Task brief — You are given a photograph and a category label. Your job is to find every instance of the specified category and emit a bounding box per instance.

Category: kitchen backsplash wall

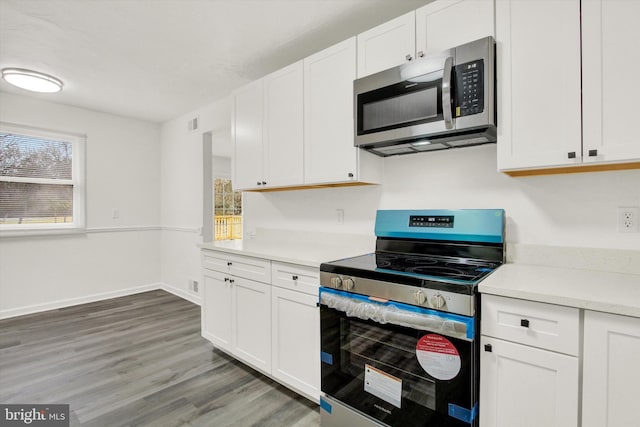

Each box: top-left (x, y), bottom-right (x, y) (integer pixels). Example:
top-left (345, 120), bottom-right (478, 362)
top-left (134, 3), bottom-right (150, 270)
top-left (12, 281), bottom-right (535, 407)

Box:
top-left (244, 144), bottom-right (640, 251)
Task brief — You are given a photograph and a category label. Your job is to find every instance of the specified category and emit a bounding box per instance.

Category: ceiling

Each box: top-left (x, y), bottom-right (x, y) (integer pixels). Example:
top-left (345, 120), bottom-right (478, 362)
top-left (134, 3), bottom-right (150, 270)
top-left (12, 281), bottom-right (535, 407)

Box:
top-left (0, 0), bottom-right (429, 123)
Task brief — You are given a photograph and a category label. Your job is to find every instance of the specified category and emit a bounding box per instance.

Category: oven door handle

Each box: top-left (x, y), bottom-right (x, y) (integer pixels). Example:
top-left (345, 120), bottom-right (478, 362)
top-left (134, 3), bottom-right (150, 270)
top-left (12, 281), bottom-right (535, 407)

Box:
top-left (320, 288), bottom-right (474, 341)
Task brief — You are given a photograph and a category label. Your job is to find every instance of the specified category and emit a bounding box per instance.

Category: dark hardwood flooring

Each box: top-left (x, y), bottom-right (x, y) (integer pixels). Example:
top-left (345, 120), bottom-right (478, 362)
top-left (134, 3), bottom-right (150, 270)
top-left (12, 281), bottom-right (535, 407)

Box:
top-left (0, 290), bottom-right (319, 426)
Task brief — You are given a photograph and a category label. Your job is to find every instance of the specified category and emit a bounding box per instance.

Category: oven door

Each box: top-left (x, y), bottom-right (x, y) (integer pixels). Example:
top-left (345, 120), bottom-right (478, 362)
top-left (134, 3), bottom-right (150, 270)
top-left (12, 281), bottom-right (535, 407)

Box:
top-left (319, 288), bottom-right (478, 427)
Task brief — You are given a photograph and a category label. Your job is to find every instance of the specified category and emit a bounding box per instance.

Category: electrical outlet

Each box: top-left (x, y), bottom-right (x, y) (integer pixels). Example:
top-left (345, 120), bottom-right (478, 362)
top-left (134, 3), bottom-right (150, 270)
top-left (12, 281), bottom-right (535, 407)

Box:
top-left (189, 279), bottom-right (199, 293)
top-left (618, 207), bottom-right (639, 233)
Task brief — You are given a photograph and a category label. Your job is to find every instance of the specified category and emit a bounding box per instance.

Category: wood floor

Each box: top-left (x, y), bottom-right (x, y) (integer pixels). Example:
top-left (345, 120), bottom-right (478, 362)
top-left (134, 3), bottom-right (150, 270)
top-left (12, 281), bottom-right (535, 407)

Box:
top-left (0, 290), bottom-right (320, 426)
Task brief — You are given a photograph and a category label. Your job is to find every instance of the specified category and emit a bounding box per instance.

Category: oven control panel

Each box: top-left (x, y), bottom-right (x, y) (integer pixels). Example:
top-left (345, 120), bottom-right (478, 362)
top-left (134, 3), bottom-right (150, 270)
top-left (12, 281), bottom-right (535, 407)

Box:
top-left (320, 272), bottom-right (474, 317)
top-left (409, 215), bottom-right (454, 228)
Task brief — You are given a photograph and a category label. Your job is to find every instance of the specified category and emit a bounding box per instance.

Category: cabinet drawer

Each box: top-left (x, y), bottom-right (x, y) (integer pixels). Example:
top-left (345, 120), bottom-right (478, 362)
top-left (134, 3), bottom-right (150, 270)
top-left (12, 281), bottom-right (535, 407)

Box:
top-left (202, 250), bottom-right (271, 283)
top-left (202, 250), bottom-right (231, 272)
top-left (481, 295), bottom-right (580, 356)
top-left (271, 262), bottom-right (319, 296)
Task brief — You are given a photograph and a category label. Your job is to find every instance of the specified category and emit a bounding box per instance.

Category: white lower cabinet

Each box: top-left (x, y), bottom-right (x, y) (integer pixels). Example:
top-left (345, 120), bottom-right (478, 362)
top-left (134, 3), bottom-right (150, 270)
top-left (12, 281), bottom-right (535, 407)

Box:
top-left (582, 311), bottom-right (640, 427)
top-left (232, 276), bottom-right (271, 374)
top-left (480, 295), bottom-right (579, 427)
top-left (202, 269), bottom-right (233, 352)
top-left (271, 286), bottom-right (320, 401)
top-left (271, 261), bottom-right (320, 401)
top-left (202, 269), bottom-right (271, 374)
top-left (480, 336), bottom-right (579, 427)
top-left (202, 250), bottom-right (320, 402)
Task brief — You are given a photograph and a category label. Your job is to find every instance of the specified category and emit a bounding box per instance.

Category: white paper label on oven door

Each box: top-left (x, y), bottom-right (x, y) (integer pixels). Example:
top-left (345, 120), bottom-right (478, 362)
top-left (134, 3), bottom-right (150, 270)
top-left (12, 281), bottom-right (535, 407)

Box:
top-left (364, 364), bottom-right (402, 408)
top-left (416, 333), bottom-right (461, 380)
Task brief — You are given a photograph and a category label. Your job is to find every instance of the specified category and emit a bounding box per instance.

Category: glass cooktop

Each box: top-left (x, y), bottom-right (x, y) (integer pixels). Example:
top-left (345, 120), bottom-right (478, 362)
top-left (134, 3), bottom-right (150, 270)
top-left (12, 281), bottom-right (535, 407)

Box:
top-left (324, 252), bottom-right (499, 285)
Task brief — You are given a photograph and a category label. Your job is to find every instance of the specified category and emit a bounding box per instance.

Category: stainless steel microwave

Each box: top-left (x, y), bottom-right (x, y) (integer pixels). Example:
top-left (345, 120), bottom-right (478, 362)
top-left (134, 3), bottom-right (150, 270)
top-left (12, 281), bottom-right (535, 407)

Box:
top-left (354, 36), bottom-right (496, 157)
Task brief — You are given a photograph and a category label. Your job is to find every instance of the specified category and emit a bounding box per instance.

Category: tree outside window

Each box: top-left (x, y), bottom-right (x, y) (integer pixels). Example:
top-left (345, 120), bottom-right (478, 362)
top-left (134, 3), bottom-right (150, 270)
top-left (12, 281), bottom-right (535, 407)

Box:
top-left (0, 123), bottom-right (85, 234)
top-left (214, 178), bottom-right (241, 240)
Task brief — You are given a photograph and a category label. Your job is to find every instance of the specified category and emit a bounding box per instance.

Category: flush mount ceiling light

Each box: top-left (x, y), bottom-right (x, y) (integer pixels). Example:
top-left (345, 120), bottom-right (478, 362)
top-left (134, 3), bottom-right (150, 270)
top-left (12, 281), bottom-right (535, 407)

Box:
top-left (1, 68), bottom-right (63, 93)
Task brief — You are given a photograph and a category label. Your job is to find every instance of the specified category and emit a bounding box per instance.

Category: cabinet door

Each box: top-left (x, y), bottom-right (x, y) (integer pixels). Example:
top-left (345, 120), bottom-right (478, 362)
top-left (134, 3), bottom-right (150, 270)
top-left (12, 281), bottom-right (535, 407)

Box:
top-left (582, 0), bottom-right (640, 163)
top-left (304, 37), bottom-right (358, 185)
top-left (202, 269), bottom-right (233, 352)
top-left (496, 0), bottom-right (582, 170)
top-left (416, 0), bottom-right (494, 55)
top-left (232, 276), bottom-right (271, 374)
top-left (233, 79), bottom-right (264, 190)
top-left (263, 61), bottom-right (304, 187)
top-left (480, 336), bottom-right (579, 427)
top-left (271, 287), bottom-right (320, 401)
top-left (356, 11), bottom-right (416, 78)
top-left (582, 311), bottom-right (640, 427)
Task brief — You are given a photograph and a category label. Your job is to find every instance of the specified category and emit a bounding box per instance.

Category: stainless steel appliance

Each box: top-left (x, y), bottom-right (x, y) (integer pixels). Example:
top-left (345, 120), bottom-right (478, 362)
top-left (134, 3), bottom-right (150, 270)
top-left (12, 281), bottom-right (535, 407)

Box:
top-left (354, 37), bottom-right (496, 156)
top-left (319, 209), bottom-right (505, 427)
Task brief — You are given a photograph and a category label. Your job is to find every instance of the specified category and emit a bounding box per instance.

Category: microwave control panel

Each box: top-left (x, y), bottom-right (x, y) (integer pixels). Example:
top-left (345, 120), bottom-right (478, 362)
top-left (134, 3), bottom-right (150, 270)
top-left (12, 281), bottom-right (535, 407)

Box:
top-left (454, 59), bottom-right (484, 117)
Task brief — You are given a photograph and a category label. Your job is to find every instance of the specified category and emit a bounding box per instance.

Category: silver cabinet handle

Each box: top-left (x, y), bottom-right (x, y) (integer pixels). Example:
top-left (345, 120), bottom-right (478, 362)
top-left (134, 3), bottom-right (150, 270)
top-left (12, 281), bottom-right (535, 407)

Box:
top-left (406, 54), bottom-right (413, 61)
top-left (417, 51), bottom-right (424, 58)
top-left (442, 56), bottom-right (454, 130)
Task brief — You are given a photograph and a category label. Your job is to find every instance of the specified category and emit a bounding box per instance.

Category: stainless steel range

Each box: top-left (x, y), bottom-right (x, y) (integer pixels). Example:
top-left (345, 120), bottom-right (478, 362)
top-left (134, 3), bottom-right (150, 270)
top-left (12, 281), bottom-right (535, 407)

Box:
top-left (318, 209), bottom-right (505, 427)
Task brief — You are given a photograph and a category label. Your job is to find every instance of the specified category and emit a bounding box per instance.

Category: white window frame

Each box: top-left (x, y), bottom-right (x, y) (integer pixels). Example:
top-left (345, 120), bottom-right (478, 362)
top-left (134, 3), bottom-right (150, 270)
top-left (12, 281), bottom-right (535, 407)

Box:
top-left (0, 122), bottom-right (86, 236)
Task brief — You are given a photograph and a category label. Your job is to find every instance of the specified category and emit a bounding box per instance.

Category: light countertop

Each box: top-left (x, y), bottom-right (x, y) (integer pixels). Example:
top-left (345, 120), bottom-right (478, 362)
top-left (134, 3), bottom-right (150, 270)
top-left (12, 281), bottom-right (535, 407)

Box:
top-left (199, 230), bottom-right (374, 268)
top-left (202, 233), bottom-right (640, 318)
top-left (479, 263), bottom-right (640, 318)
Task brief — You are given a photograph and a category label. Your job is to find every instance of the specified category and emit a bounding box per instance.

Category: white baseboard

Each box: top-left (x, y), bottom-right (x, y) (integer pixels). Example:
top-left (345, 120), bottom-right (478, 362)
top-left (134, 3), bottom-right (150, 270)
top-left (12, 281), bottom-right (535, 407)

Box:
top-left (159, 282), bottom-right (202, 306)
top-left (0, 283), bottom-right (160, 320)
top-left (0, 282), bottom-right (201, 320)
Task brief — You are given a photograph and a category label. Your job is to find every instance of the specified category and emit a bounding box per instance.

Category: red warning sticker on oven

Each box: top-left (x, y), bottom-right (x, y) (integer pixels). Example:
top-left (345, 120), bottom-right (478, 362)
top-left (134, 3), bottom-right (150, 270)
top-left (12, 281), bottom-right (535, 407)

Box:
top-left (416, 334), bottom-right (461, 380)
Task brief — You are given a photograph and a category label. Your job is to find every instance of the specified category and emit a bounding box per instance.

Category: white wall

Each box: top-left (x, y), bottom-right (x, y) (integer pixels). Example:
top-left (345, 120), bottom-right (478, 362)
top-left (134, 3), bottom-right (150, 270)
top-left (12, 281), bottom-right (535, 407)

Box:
top-left (0, 92), bottom-right (162, 317)
top-left (244, 145), bottom-right (640, 251)
top-left (160, 95), bottom-right (639, 306)
top-left (160, 97), bottom-right (231, 303)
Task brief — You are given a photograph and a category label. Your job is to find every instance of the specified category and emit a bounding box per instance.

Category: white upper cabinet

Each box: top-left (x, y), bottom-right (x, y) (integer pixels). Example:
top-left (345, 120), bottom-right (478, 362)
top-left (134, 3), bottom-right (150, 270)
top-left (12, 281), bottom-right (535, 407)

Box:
top-left (304, 37), bottom-right (381, 185)
top-left (497, 0), bottom-right (640, 174)
top-left (582, 0), bottom-right (640, 163)
top-left (263, 61), bottom-right (304, 187)
top-left (416, 0), bottom-right (495, 55)
top-left (233, 62), bottom-right (304, 191)
top-left (496, 0), bottom-right (582, 171)
top-left (232, 79), bottom-right (264, 190)
top-left (356, 12), bottom-right (416, 78)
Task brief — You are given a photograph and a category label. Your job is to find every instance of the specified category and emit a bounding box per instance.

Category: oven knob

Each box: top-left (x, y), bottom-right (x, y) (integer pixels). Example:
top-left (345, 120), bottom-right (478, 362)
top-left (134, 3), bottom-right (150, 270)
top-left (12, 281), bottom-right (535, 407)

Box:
top-left (431, 294), bottom-right (446, 309)
top-left (414, 290), bottom-right (426, 305)
top-left (331, 276), bottom-right (343, 288)
top-left (343, 278), bottom-right (355, 290)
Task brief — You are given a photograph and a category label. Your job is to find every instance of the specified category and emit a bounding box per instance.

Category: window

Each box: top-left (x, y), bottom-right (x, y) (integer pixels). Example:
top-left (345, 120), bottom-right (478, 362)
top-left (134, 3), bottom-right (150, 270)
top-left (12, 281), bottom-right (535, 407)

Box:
top-left (214, 177), bottom-right (242, 240)
top-left (0, 123), bottom-right (85, 234)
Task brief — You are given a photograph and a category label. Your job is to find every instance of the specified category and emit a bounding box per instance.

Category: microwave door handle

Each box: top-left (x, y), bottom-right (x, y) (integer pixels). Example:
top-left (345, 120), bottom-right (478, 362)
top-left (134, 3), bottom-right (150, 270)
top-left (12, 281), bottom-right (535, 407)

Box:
top-left (442, 56), bottom-right (454, 130)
